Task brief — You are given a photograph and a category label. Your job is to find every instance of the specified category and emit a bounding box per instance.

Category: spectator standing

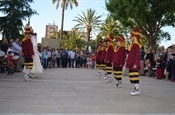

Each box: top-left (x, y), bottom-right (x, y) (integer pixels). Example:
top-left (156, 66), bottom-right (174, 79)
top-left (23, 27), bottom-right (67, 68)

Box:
top-left (12, 38), bottom-right (22, 56)
top-left (75, 51), bottom-right (81, 68)
top-left (139, 46), bottom-right (145, 75)
top-left (55, 48), bottom-right (61, 68)
top-left (47, 49), bottom-right (52, 68)
top-left (154, 48), bottom-right (160, 61)
top-left (145, 48), bottom-right (154, 77)
top-left (91, 52), bottom-right (96, 69)
top-left (159, 46), bottom-right (167, 78)
top-left (12, 38), bottom-right (23, 72)
top-left (51, 48), bottom-right (56, 68)
top-left (169, 45), bottom-right (175, 82)
top-left (41, 47), bottom-right (47, 69)
top-left (0, 38), bottom-right (8, 55)
top-left (165, 46), bottom-right (173, 80)
top-left (68, 49), bottom-right (76, 68)
top-left (61, 48), bottom-right (68, 68)
top-left (86, 55), bottom-right (92, 68)
top-left (0, 47), bottom-right (6, 73)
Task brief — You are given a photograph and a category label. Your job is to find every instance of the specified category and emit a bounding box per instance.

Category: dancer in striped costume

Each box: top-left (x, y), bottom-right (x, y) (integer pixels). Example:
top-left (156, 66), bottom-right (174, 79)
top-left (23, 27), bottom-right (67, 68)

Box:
top-left (22, 26), bottom-right (34, 81)
top-left (113, 35), bottom-right (126, 87)
top-left (96, 42), bottom-right (103, 76)
top-left (105, 36), bottom-right (114, 83)
top-left (125, 27), bottom-right (142, 96)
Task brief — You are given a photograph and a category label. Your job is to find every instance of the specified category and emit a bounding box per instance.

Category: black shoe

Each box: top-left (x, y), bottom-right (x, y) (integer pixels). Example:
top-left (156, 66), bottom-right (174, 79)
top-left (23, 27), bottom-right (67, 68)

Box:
top-left (115, 83), bottom-right (122, 88)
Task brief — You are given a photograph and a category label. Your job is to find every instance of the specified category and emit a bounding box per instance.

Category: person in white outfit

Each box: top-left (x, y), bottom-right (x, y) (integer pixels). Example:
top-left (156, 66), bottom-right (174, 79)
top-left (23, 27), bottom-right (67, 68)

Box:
top-left (30, 33), bottom-right (43, 77)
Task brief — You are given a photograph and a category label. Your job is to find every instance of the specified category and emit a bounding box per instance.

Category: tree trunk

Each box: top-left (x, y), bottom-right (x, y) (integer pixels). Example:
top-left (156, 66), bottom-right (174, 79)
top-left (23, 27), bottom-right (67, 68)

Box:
top-left (60, 5), bottom-right (65, 40)
top-left (144, 33), bottom-right (156, 48)
top-left (87, 31), bottom-right (91, 42)
top-left (86, 29), bottom-right (91, 52)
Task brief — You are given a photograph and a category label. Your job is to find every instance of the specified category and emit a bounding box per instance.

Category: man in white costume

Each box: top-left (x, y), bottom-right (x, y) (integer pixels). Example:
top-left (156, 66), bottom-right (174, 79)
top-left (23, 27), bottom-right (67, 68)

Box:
top-left (30, 33), bottom-right (43, 77)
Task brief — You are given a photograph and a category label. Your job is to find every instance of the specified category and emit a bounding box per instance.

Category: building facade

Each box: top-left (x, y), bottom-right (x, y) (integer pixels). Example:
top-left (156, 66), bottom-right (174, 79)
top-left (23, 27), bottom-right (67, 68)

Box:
top-left (45, 23), bottom-right (58, 38)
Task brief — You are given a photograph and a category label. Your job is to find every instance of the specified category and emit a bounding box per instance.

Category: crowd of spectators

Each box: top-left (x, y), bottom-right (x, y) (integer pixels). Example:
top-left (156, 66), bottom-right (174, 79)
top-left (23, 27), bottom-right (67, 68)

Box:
top-left (0, 38), bottom-right (23, 74)
top-left (0, 38), bottom-right (96, 76)
top-left (40, 46), bottom-right (96, 69)
top-left (140, 45), bottom-right (175, 82)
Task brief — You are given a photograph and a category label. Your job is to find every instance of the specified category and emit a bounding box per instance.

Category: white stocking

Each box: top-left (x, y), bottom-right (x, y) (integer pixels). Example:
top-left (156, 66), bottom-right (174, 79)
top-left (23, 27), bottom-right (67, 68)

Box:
top-left (25, 69), bottom-right (31, 75)
top-left (134, 84), bottom-right (140, 90)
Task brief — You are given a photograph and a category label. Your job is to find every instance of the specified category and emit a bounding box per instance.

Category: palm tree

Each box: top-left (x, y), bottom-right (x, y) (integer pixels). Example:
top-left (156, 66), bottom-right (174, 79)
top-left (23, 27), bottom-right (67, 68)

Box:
top-left (61, 30), bottom-right (85, 49)
top-left (52, 0), bottom-right (78, 40)
top-left (99, 16), bottom-right (136, 49)
top-left (99, 15), bottom-right (130, 39)
top-left (100, 18), bottom-right (119, 38)
top-left (73, 8), bottom-right (102, 42)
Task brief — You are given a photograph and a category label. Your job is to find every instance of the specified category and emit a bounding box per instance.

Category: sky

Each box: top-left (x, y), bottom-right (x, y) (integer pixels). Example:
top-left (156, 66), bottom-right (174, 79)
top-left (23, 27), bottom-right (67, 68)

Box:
top-left (28, 0), bottom-right (108, 42)
top-left (1, 0), bottom-right (175, 48)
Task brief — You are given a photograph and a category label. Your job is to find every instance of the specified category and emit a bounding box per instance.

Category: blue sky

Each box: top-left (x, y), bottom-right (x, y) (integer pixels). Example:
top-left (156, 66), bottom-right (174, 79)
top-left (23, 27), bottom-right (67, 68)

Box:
top-left (1, 0), bottom-right (175, 48)
top-left (28, 0), bottom-right (108, 42)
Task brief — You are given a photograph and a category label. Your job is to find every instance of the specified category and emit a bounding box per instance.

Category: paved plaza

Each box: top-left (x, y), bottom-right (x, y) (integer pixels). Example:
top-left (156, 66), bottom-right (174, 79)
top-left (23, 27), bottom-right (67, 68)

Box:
top-left (0, 68), bottom-right (175, 115)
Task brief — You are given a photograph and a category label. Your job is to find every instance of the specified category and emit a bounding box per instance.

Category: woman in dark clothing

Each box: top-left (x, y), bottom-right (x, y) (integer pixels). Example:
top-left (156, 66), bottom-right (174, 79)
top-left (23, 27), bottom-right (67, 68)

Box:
top-left (169, 45), bottom-right (175, 82)
top-left (139, 46), bottom-right (145, 75)
top-left (61, 48), bottom-right (68, 68)
top-left (145, 48), bottom-right (154, 77)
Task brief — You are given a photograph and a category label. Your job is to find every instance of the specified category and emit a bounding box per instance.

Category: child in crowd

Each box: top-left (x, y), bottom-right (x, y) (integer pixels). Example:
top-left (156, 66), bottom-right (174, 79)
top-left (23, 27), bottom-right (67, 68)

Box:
top-left (155, 55), bottom-right (163, 79)
top-left (145, 59), bottom-right (151, 75)
top-left (7, 51), bottom-right (15, 75)
top-left (87, 55), bottom-right (92, 68)
top-left (91, 52), bottom-right (96, 69)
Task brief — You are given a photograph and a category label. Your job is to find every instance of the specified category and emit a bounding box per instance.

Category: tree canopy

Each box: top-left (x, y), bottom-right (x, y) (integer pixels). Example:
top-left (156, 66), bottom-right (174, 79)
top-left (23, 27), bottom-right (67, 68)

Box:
top-left (73, 8), bottom-right (102, 42)
top-left (61, 30), bottom-right (85, 50)
top-left (0, 0), bottom-right (37, 39)
top-left (106, 0), bottom-right (175, 47)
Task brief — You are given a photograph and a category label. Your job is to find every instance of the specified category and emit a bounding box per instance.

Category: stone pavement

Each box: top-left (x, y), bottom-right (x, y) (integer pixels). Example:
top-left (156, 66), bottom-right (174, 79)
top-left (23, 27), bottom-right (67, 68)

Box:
top-left (0, 68), bottom-right (175, 115)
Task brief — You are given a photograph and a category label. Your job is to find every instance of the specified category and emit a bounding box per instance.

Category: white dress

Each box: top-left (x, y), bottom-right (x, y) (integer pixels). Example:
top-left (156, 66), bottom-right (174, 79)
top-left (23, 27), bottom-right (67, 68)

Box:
top-left (31, 35), bottom-right (43, 73)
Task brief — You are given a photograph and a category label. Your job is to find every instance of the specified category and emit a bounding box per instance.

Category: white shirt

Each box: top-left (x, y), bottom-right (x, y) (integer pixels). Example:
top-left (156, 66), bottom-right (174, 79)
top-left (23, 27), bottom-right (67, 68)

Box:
top-left (47, 51), bottom-right (51, 58)
top-left (69, 50), bottom-right (75, 59)
top-left (12, 42), bottom-right (22, 54)
top-left (7, 48), bottom-right (14, 56)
